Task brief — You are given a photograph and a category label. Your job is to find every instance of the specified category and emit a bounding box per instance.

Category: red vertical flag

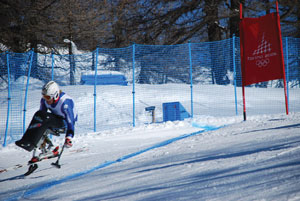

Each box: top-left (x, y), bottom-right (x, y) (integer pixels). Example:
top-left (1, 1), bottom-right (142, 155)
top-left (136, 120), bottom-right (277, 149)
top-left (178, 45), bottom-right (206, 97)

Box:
top-left (239, 13), bottom-right (285, 86)
top-left (239, 2), bottom-right (288, 120)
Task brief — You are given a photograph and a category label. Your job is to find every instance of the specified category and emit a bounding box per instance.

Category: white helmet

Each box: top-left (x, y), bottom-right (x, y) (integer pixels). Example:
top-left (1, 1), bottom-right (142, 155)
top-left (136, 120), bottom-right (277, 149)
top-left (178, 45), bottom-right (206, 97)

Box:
top-left (42, 81), bottom-right (60, 101)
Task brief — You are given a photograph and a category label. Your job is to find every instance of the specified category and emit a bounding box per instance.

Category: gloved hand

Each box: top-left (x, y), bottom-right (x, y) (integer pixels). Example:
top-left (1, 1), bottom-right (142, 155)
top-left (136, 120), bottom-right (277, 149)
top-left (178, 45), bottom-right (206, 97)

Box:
top-left (64, 136), bottom-right (73, 148)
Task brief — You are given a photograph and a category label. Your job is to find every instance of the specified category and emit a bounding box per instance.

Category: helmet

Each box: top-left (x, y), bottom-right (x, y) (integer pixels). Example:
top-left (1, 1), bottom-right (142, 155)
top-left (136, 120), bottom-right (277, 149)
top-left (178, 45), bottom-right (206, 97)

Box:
top-left (42, 81), bottom-right (60, 101)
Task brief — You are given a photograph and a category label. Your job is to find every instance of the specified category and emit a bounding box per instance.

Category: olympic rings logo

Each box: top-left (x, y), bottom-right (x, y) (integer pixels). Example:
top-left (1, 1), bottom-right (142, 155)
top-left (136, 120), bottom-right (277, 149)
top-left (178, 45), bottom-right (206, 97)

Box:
top-left (256, 58), bottom-right (270, 67)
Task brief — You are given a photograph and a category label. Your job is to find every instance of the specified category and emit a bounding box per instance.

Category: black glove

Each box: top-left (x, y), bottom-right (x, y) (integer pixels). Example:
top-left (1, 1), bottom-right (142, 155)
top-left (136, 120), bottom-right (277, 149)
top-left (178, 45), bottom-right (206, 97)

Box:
top-left (66, 129), bottom-right (74, 138)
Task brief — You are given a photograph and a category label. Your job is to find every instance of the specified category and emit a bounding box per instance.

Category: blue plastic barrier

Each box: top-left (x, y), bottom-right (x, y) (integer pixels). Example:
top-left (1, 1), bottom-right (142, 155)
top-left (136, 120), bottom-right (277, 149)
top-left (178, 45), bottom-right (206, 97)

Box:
top-left (163, 102), bottom-right (190, 122)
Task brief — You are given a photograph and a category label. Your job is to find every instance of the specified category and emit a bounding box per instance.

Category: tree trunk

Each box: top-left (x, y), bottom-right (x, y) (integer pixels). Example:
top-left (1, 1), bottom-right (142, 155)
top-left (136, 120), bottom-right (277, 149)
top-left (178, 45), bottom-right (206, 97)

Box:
top-left (229, 0), bottom-right (243, 37)
top-left (205, 0), bottom-right (229, 85)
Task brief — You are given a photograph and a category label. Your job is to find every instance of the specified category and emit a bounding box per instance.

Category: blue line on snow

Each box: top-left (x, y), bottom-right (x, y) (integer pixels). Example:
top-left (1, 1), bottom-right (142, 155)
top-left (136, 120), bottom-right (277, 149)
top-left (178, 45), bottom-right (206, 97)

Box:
top-left (7, 125), bottom-right (223, 201)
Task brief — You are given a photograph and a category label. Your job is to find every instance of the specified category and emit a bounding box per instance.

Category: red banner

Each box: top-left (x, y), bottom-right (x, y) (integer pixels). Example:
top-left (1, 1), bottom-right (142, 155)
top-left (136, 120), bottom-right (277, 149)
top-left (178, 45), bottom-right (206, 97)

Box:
top-left (239, 13), bottom-right (284, 86)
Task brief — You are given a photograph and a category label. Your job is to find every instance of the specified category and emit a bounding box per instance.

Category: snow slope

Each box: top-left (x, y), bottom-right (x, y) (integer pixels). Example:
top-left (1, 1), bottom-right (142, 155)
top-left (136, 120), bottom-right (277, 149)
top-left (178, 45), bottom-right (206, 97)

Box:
top-left (0, 83), bottom-right (300, 201)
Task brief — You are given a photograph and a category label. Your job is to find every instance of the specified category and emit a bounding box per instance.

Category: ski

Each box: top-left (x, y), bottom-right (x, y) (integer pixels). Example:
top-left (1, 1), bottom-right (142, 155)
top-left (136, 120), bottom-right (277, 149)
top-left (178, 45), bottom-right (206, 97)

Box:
top-left (23, 152), bottom-right (59, 176)
top-left (23, 150), bottom-right (60, 176)
top-left (0, 164), bottom-right (23, 174)
top-left (0, 146), bottom-right (88, 174)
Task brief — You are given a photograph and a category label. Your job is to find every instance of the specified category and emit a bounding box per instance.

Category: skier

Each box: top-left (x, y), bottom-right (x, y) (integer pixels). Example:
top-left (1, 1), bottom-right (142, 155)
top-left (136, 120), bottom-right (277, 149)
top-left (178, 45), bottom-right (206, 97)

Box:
top-left (14, 81), bottom-right (78, 174)
top-left (40, 80), bottom-right (78, 149)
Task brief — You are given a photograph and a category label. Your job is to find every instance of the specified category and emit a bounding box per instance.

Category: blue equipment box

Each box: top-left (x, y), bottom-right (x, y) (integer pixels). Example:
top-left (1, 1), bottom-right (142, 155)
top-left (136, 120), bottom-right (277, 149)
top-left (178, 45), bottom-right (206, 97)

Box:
top-left (163, 102), bottom-right (190, 122)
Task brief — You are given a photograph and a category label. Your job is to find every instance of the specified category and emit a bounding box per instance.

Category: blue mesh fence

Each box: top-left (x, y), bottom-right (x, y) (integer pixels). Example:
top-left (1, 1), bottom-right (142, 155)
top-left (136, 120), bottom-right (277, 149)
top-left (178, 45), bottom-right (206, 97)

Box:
top-left (0, 37), bottom-right (299, 146)
top-left (134, 44), bottom-right (191, 124)
top-left (0, 52), bottom-right (32, 146)
top-left (95, 46), bottom-right (134, 129)
top-left (0, 53), bottom-right (7, 142)
top-left (284, 37), bottom-right (300, 112)
top-left (191, 38), bottom-right (238, 116)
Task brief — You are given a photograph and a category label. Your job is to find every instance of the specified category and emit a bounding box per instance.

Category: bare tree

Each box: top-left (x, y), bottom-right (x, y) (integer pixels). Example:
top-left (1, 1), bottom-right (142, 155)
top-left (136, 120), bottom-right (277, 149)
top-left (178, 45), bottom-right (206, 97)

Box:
top-left (1, 0), bottom-right (299, 52)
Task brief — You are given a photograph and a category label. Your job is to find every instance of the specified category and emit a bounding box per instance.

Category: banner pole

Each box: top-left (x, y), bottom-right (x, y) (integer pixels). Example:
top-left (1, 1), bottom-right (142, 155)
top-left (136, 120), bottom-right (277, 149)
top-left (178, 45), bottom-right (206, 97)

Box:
top-left (242, 86), bottom-right (246, 121)
top-left (276, 1), bottom-right (289, 115)
top-left (240, 3), bottom-right (247, 121)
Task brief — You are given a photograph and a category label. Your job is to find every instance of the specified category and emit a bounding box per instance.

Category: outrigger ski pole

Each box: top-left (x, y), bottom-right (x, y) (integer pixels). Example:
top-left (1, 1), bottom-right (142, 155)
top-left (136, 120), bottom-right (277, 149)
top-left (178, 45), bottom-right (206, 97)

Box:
top-left (51, 145), bottom-right (65, 168)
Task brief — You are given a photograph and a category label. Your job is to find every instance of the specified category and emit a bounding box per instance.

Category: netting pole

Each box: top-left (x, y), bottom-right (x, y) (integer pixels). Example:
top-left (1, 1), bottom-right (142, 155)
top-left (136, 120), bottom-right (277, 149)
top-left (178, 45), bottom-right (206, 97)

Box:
top-left (94, 47), bottom-right (99, 132)
top-left (232, 35), bottom-right (238, 115)
top-left (23, 50), bottom-right (34, 133)
top-left (132, 43), bottom-right (136, 127)
top-left (188, 41), bottom-right (194, 118)
top-left (3, 52), bottom-right (11, 147)
top-left (51, 51), bottom-right (54, 80)
top-left (49, 51), bottom-right (55, 140)
top-left (285, 37), bottom-right (290, 112)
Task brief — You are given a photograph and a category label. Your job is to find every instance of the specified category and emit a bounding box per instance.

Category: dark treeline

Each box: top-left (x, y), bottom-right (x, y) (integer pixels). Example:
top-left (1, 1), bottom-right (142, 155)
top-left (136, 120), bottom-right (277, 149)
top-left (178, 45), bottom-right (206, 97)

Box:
top-left (0, 0), bottom-right (299, 53)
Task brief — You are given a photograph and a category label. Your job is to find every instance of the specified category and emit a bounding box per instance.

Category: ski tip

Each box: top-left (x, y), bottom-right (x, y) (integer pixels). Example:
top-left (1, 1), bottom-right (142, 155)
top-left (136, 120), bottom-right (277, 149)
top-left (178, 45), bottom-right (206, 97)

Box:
top-left (24, 164), bottom-right (38, 176)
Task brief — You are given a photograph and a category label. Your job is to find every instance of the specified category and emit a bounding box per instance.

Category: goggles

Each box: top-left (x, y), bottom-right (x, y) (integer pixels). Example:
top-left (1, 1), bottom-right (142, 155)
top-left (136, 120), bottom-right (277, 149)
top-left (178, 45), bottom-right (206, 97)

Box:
top-left (42, 94), bottom-right (52, 101)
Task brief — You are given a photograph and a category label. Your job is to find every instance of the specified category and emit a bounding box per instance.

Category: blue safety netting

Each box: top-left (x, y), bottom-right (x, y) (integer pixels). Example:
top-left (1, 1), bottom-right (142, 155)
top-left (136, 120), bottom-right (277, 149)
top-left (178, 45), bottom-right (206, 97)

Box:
top-left (0, 37), bottom-right (299, 146)
top-left (0, 52), bottom-right (32, 145)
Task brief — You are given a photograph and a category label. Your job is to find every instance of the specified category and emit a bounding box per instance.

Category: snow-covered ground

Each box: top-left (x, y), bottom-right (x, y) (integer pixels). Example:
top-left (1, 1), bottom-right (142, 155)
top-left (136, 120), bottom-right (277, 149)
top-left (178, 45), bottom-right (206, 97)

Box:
top-left (0, 84), bottom-right (300, 201)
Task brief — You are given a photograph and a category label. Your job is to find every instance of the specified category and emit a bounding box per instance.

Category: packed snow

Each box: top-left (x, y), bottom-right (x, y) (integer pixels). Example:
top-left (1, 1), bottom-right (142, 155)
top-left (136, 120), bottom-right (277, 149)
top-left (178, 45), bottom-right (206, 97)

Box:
top-left (0, 83), bottom-right (300, 201)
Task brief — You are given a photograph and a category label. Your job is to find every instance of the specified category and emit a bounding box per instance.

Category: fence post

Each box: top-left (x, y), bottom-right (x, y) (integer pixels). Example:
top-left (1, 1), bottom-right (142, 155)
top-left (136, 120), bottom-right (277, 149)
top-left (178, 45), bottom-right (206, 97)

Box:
top-left (23, 50), bottom-right (34, 133)
top-left (132, 43), bottom-right (136, 127)
top-left (51, 51), bottom-right (54, 80)
top-left (3, 52), bottom-right (11, 147)
top-left (188, 41), bottom-right (194, 118)
top-left (285, 37), bottom-right (290, 111)
top-left (232, 35), bottom-right (238, 115)
top-left (94, 47), bottom-right (99, 132)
